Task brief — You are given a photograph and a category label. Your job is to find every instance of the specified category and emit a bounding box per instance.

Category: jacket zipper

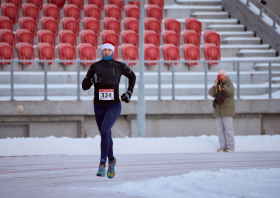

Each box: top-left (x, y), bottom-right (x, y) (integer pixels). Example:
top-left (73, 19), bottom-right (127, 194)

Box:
top-left (113, 68), bottom-right (115, 76)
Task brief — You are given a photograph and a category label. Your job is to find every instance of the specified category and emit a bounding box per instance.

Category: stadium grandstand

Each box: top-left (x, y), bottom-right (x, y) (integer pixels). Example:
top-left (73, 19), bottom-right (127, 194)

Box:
top-left (0, 0), bottom-right (280, 138)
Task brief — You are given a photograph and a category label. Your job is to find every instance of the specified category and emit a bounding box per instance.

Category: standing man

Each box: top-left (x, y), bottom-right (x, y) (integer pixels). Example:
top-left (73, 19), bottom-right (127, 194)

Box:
top-left (209, 70), bottom-right (235, 152)
top-left (82, 41), bottom-right (136, 178)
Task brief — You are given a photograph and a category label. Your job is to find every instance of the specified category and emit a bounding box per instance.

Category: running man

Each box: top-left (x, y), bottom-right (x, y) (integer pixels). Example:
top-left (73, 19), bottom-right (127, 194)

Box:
top-left (82, 41), bottom-right (136, 179)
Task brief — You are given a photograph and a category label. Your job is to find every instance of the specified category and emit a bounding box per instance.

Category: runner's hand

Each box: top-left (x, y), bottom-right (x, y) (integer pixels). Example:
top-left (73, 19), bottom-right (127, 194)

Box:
top-left (91, 72), bottom-right (103, 84)
top-left (121, 90), bottom-right (132, 103)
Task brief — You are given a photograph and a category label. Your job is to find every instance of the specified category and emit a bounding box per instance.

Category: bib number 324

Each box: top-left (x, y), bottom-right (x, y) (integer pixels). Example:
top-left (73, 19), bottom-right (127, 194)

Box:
top-left (99, 89), bottom-right (114, 100)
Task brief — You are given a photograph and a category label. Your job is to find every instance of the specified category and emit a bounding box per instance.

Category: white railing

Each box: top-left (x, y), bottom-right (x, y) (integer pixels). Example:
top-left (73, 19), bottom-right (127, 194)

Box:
top-left (246, 0), bottom-right (280, 29)
top-left (1, 59), bottom-right (279, 100)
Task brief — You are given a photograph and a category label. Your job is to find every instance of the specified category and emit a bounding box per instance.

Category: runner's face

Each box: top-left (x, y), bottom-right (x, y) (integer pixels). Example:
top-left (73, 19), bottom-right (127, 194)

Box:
top-left (102, 48), bottom-right (113, 57)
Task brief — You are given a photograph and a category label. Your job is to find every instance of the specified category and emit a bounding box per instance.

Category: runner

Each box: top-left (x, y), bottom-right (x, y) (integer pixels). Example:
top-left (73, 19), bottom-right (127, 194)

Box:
top-left (82, 41), bottom-right (136, 179)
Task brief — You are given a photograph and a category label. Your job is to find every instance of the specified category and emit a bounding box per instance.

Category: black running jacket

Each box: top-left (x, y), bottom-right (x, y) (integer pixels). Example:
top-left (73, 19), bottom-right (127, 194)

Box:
top-left (82, 59), bottom-right (136, 105)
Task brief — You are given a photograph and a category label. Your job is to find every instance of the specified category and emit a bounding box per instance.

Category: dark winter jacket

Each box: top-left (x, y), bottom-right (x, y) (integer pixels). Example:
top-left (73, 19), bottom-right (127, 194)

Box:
top-left (208, 77), bottom-right (235, 118)
top-left (82, 59), bottom-right (136, 105)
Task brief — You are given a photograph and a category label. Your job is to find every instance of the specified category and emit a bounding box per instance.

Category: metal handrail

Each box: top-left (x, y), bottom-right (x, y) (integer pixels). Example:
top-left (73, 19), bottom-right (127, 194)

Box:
top-left (1, 59), bottom-right (279, 101)
top-left (246, 0), bottom-right (280, 29)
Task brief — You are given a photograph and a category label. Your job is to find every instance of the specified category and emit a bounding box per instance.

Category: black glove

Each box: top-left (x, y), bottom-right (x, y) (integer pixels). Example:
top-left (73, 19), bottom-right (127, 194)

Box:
top-left (121, 90), bottom-right (132, 103)
top-left (91, 72), bottom-right (102, 84)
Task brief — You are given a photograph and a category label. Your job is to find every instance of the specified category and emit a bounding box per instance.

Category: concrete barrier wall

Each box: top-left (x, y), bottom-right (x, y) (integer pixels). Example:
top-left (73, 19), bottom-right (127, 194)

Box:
top-left (0, 100), bottom-right (280, 138)
top-left (222, 0), bottom-right (280, 55)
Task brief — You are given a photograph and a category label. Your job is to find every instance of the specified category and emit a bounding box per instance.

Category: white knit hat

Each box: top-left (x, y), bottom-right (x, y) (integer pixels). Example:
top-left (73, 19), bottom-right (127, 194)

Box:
top-left (101, 41), bottom-right (115, 52)
top-left (218, 69), bottom-right (227, 76)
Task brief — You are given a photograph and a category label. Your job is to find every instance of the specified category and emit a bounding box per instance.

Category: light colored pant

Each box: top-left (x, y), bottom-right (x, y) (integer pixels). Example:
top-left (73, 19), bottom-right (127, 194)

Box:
top-left (215, 116), bottom-right (235, 150)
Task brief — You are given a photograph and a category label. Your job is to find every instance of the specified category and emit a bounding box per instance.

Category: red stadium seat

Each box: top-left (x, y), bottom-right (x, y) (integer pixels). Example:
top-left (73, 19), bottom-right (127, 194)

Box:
top-left (17, 43), bottom-right (34, 65)
top-left (183, 44), bottom-right (200, 66)
top-left (128, 1), bottom-right (141, 7)
top-left (5, 0), bottom-right (22, 9)
top-left (1, 3), bottom-right (19, 24)
top-left (162, 44), bottom-right (180, 65)
top-left (20, 17), bottom-right (37, 38)
top-left (26, 0), bottom-right (43, 10)
top-left (144, 43), bottom-right (160, 66)
top-left (102, 30), bottom-right (119, 48)
top-left (43, 4), bottom-right (60, 23)
top-left (204, 30), bottom-right (221, 47)
top-left (108, 0), bottom-right (124, 11)
top-left (146, 5), bottom-right (163, 22)
top-left (104, 5), bottom-right (122, 22)
top-left (38, 30), bottom-right (56, 47)
top-left (110, 47), bottom-right (119, 60)
top-left (0, 17), bottom-right (13, 31)
top-left (80, 30), bottom-right (98, 49)
top-left (124, 18), bottom-right (139, 33)
top-left (16, 29), bottom-right (33, 46)
top-left (121, 30), bottom-right (139, 47)
top-left (183, 30), bottom-right (200, 47)
top-left (83, 17), bottom-right (100, 36)
top-left (59, 30), bottom-right (77, 48)
top-left (78, 43), bottom-right (96, 65)
top-left (124, 5), bottom-right (140, 20)
top-left (0, 29), bottom-right (16, 48)
top-left (185, 18), bottom-right (202, 35)
top-left (22, 3), bottom-right (40, 22)
top-left (41, 17), bottom-right (59, 37)
top-left (203, 43), bottom-right (221, 65)
top-left (62, 17), bottom-right (79, 37)
top-left (0, 42), bottom-right (14, 65)
top-left (38, 43), bottom-right (55, 64)
top-left (121, 44), bottom-right (138, 65)
top-left (103, 17), bottom-right (121, 35)
top-left (164, 18), bottom-right (181, 35)
top-left (67, 0), bottom-right (84, 10)
top-left (163, 30), bottom-right (180, 48)
top-left (148, 0), bottom-right (164, 9)
top-left (145, 17), bottom-right (161, 35)
top-left (144, 30), bottom-right (160, 47)
top-left (88, 0), bottom-right (104, 11)
top-left (84, 5), bottom-right (102, 22)
top-left (47, 0), bottom-right (66, 9)
top-left (58, 43), bottom-right (76, 65)
top-left (63, 4), bottom-right (81, 22)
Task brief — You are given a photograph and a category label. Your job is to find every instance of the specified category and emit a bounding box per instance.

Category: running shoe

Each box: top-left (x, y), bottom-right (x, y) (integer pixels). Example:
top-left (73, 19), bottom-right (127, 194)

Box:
top-left (96, 163), bottom-right (106, 177)
top-left (107, 158), bottom-right (116, 179)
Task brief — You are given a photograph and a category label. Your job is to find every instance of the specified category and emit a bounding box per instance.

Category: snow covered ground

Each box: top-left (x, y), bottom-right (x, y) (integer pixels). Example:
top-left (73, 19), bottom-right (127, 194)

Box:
top-left (111, 168), bottom-right (280, 198)
top-left (1, 135), bottom-right (280, 157)
top-left (1, 135), bottom-right (280, 198)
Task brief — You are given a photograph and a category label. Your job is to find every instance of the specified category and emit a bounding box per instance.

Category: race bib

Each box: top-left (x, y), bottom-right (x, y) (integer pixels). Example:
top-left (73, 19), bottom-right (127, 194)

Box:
top-left (99, 89), bottom-right (114, 100)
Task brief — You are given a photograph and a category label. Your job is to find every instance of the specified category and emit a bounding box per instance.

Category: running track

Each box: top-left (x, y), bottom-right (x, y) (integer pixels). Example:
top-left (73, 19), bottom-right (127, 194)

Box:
top-left (1, 152), bottom-right (280, 198)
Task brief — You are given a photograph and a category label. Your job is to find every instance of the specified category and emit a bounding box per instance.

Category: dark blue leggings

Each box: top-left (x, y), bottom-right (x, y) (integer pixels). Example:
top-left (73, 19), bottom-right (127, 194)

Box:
top-left (94, 102), bottom-right (121, 161)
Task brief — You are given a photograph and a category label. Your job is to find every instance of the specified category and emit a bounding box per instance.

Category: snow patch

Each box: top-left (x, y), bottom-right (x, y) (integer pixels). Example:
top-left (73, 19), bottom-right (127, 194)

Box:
top-left (176, 0), bottom-right (221, 2)
top-left (238, 49), bottom-right (276, 53)
top-left (0, 135), bottom-right (280, 157)
top-left (192, 12), bottom-right (228, 15)
top-left (223, 37), bottom-right (261, 41)
top-left (112, 168), bottom-right (280, 198)
top-left (215, 31), bottom-right (254, 35)
top-left (163, 5), bottom-right (222, 9)
top-left (175, 18), bottom-right (238, 23)
top-left (207, 24), bottom-right (245, 27)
